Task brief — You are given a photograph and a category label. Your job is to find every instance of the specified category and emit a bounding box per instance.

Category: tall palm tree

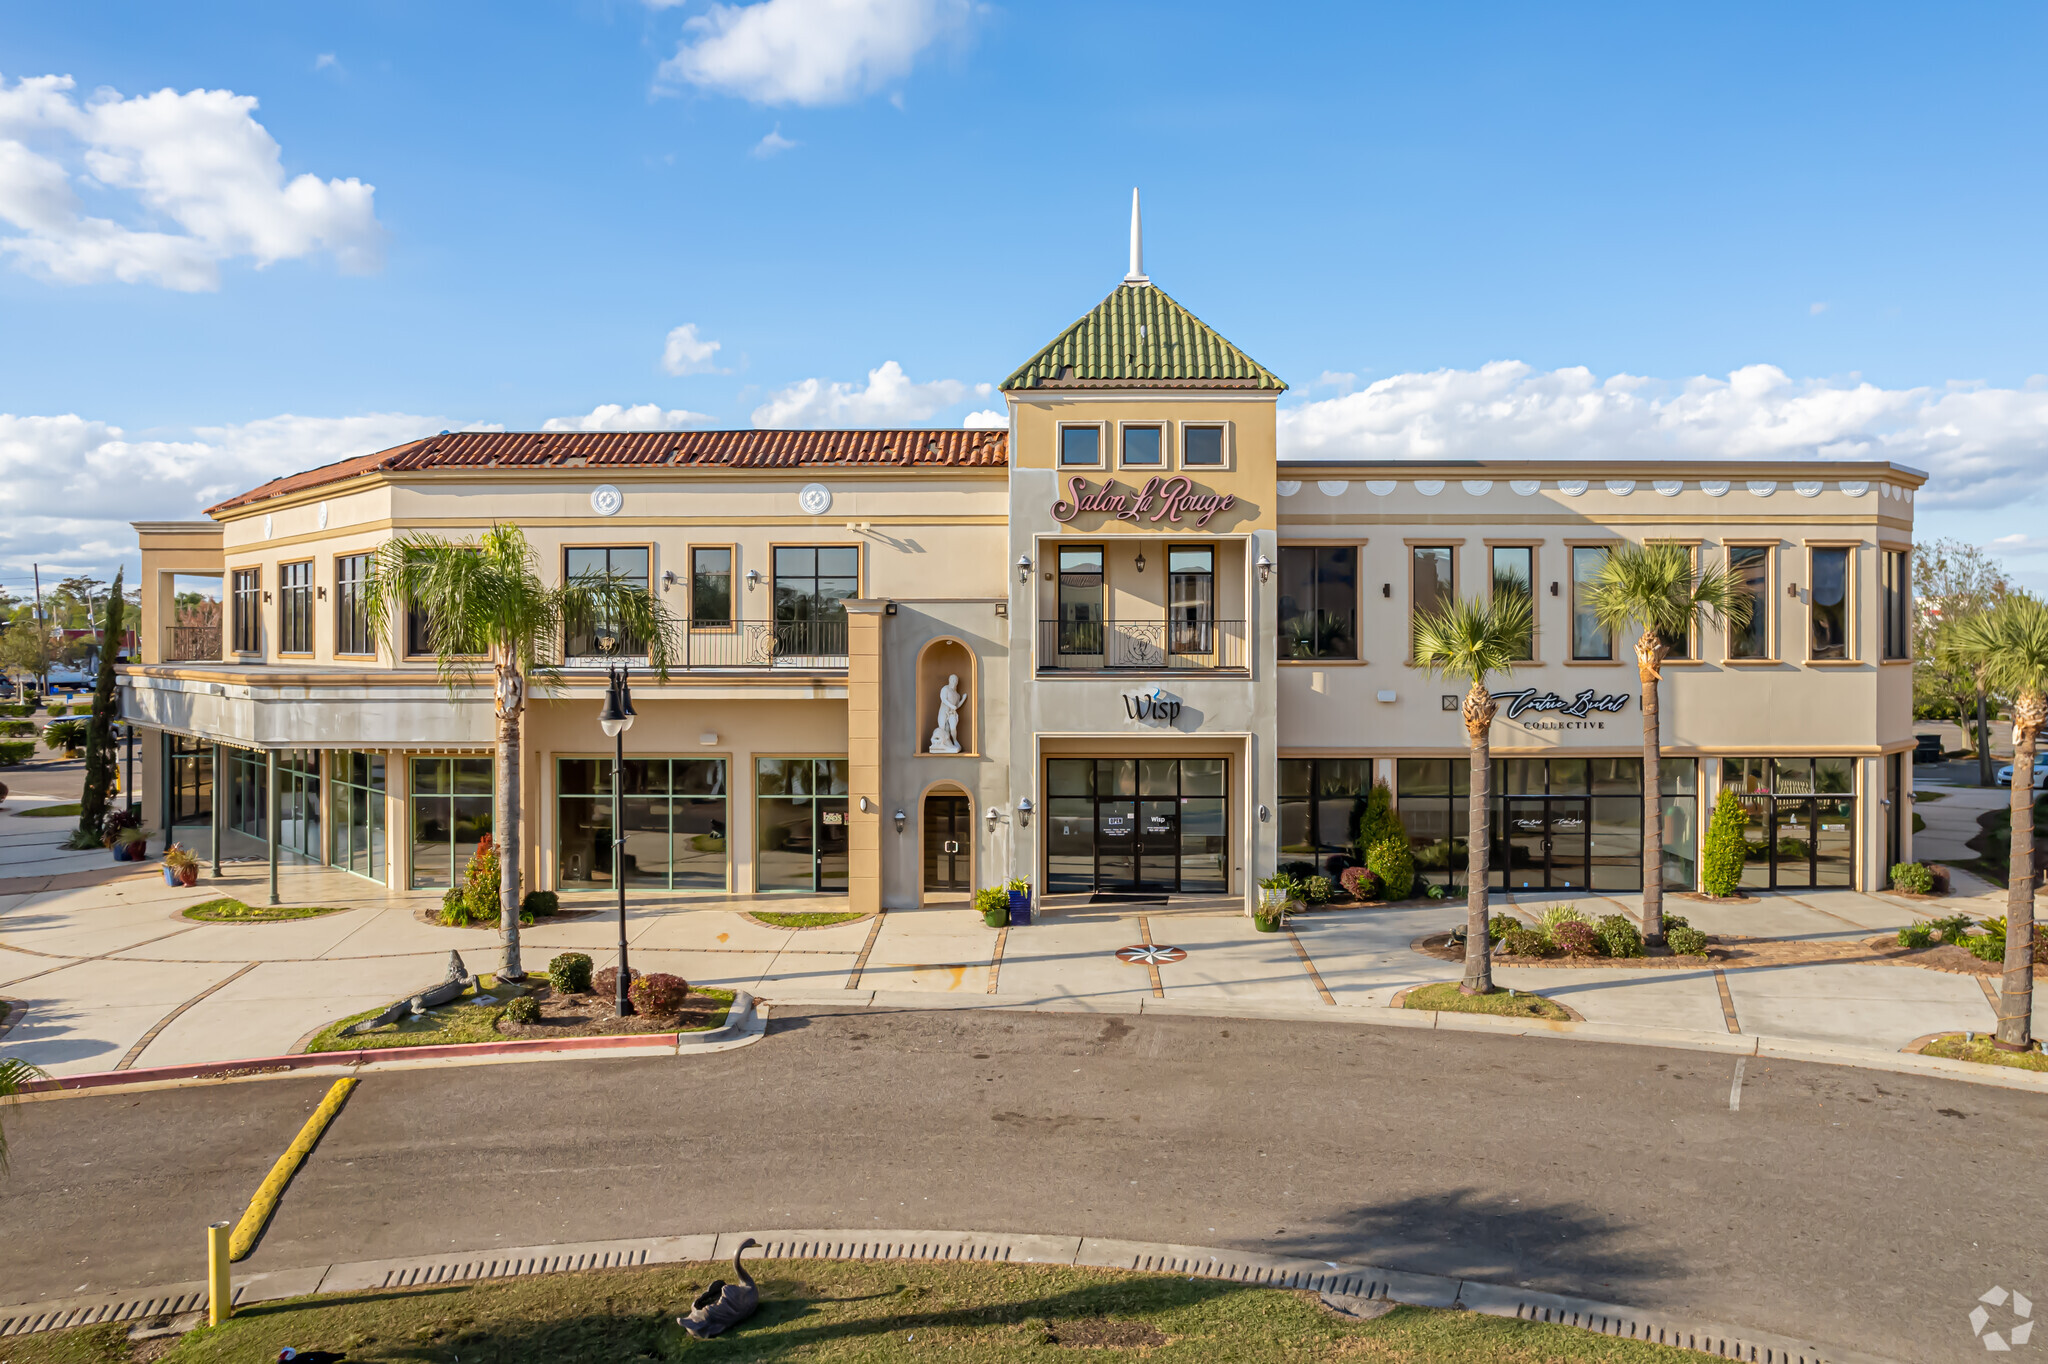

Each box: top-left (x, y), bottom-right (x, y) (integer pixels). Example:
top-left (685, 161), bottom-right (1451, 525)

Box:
top-left (1414, 590), bottom-right (1535, 995)
top-left (0, 1056), bottom-right (47, 1174)
top-left (1937, 617), bottom-right (2002, 789)
top-left (367, 525), bottom-right (681, 979)
top-left (1963, 595), bottom-right (2048, 1052)
top-left (1582, 543), bottom-right (1752, 943)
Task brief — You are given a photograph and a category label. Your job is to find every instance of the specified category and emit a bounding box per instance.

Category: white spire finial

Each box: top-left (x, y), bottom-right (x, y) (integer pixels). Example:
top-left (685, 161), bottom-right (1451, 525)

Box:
top-left (1124, 187), bottom-right (1148, 285)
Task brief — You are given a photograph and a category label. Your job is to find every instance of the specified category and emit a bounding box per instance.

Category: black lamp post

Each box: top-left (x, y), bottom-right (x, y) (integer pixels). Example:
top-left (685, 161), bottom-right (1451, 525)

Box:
top-left (596, 627), bottom-right (637, 1017)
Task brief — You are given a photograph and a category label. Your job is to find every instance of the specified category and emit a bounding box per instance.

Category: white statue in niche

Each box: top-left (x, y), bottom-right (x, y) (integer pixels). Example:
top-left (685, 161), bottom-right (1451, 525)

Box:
top-left (928, 673), bottom-right (965, 753)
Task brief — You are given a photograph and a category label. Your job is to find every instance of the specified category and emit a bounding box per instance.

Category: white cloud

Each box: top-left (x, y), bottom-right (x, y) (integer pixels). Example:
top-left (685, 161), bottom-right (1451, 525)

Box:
top-left (751, 126), bottom-right (798, 157)
top-left (0, 73), bottom-right (381, 291)
top-left (1810, 301), bottom-right (1829, 315)
top-left (541, 403), bottom-right (711, 433)
top-left (962, 409), bottom-right (1006, 429)
top-left (751, 361), bottom-right (986, 427)
top-left (1987, 534), bottom-right (2048, 556)
top-left (0, 410), bottom-right (447, 580)
top-left (313, 53), bottom-right (340, 72)
top-left (657, 0), bottom-right (971, 106)
top-left (1277, 361), bottom-right (2048, 510)
top-left (1314, 370), bottom-right (1358, 393)
top-left (660, 323), bottom-right (723, 375)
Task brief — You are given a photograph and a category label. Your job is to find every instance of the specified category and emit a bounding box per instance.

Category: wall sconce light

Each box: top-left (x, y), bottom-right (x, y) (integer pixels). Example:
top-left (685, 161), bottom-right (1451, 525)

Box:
top-left (1381, 583), bottom-right (1391, 598)
top-left (1787, 581), bottom-right (1799, 598)
top-left (316, 586), bottom-right (327, 600)
top-left (744, 568), bottom-right (763, 590)
top-left (893, 807), bottom-right (907, 833)
top-left (1017, 797), bottom-right (1033, 828)
top-left (662, 570), bottom-right (680, 590)
top-left (857, 795), bottom-right (875, 814)
top-left (1256, 554), bottom-right (1273, 584)
top-left (985, 805), bottom-right (1000, 833)
top-left (262, 591), bottom-right (272, 603)
top-left (1134, 549), bottom-right (1147, 573)
top-left (1016, 554), bottom-right (1032, 583)
top-left (1549, 581), bottom-right (1560, 596)
top-left (1257, 804), bottom-right (1270, 823)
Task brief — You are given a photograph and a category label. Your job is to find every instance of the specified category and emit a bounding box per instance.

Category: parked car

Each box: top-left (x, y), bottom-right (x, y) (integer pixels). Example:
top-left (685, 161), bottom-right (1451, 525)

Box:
top-left (1997, 757), bottom-right (2048, 788)
top-left (1914, 734), bottom-right (1947, 764)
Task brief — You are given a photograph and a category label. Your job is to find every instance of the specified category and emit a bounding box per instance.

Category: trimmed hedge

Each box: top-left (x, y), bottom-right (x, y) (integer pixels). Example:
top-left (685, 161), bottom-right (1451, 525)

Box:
top-left (521, 890), bottom-right (559, 918)
top-left (547, 952), bottom-right (594, 993)
top-left (1702, 787), bottom-right (1748, 897)
top-left (1364, 834), bottom-right (1416, 900)
top-left (1889, 862), bottom-right (1934, 895)
top-left (0, 741), bottom-right (33, 767)
top-left (0, 720), bottom-right (32, 737)
top-left (592, 965), bottom-right (639, 1000)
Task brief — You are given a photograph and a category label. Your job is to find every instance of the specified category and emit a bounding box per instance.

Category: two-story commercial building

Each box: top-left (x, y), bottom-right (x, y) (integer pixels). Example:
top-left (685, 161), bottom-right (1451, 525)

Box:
top-left (123, 250), bottom-right (1924, 914)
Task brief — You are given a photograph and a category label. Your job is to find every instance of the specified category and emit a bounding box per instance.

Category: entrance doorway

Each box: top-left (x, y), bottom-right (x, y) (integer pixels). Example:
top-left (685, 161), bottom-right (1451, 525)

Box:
top-left (1045, 757), bottom-right (1228, 898)
top-left (923, 791), bottom-right (971, 895)
top-left (1499, 797), bottom-right (1590, 890)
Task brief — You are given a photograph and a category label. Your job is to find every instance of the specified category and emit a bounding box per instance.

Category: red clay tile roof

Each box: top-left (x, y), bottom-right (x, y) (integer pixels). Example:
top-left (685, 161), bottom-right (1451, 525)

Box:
top-left (207, 428), bottom-right (1010, 513)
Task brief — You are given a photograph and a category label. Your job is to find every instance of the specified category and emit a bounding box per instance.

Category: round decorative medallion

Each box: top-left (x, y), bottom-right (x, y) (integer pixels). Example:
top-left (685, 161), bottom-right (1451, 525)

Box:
top-left (1700, 480), bottom-right (1731, 497)
top-left (1605, 480), bottom-right (1637, 495)
top-left (1116, 943), bottom-right (1187, 966)
top-left (590, 484), bottom-right (623, 517)
top-left (1793, 481), bottom-right (1824, 498)
top-left (1461, 480), bottom-right (1494, 496)
top-left (798, 482), bottom-right (833, 515)
top-left (1654, 480), bottom-right (1684, 496)
top-left (1365, 480), bottom-right (1397, 496)
top-left (1557, 480), bottom-right (1589, 497)
top-left (1509, 479), bottom-right (1541, 496)
top-left (1414, 479), bottom-right (1445, 496)
top-left (1316, 480), bottom-right (1350, 497)
top-left (1276, 480), bottom-right (1302, 497)
top-left (316, 501), bottom-right (329, 530)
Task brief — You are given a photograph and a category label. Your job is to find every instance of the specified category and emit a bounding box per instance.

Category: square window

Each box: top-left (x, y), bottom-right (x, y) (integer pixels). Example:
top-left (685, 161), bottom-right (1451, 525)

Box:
top-left (1183, 426), bottom-right (1224, 466)
top-left (1060, 426), bottom-right (1101, 466)
top-left (1121, 425), bottom-right (1162, 466)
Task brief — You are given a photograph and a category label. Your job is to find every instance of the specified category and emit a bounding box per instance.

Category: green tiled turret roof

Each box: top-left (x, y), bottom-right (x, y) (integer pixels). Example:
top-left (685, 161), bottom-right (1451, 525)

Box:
top-left (1000, 282), bottom-right (1286, 392)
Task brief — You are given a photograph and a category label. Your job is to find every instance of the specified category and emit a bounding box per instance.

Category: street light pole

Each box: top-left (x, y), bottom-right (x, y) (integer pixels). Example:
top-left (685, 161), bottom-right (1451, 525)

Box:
top-left (597, 631), bottom-right (637, 1017)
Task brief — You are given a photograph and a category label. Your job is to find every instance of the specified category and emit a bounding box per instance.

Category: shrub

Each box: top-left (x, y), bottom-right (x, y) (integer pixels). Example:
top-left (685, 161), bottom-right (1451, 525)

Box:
top-left (1538, 904), bottom-right (1587, 931)
top-left (0, 741), bottom-right (31, 767)
top-left (1661, 912), bottom-right (1690, 932)
top-left (100, 803), bottom-right (140, 842)
top-left (1897, 923), bottom-right (1934, 949)
top-left (1927, 913), bottom-right (1974, 944)
top-left (1302, 875), bottom-right (1335, 905)
top-left (1364, 834), bottom-right (1416, 900)
top-left (1596, 914), bottom-right (1646, 958)
top-left (1666, 925), bottom-right (1710, 957)
top-left (44, 703), bottom-right (67, 717)
top-left (503, 995), bottom-right (541, 1025)
top-left (463, 834), bottom-right (502, 921)
top-left (0, 720), bottom-right (32, 738)
top-left (0, 703), bottom-right (29, 717)
top-left (548, 952), bottom-right (594, 993)
top-left (629, 972), bottom-right (692, 1016)
top-left (1550, 919), bottom-right (1601, 957)
top-left (1701, 788), bottom-right (1748, 896)
top-left (1354, 780), bottom-right (1405, 852)
top-left (440, 886), bottom-right (480, 926)
top-left (43, 719), bottom-right (86, 752)
top-left (1276, 861), bottom-right (1318, 883)
top-left (1980, 916), bottom-right (2010, 939)
top-left (1500, 926), bottom-right (1549, 958)
top-left (521, 890), bottom-right (559, 918)
top-left (592, 965), bottom-right (639, 1000)
top-left (1340, 866), bottom-right (1385, 901)
top-left (1487, 915), bottom-right (1518, 942)
top-left (1964, 933), bottom-right (2007, 963)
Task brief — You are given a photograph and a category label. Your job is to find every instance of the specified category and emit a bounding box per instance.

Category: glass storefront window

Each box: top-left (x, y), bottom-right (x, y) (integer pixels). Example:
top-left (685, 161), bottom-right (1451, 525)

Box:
top-left (1659, 759), bottom-right (1698, 892)
top-left (411, 756), bottom-right (493, 889)
top-left (756, 757), bottom-right (848, 893)
top-left (1278, 546), bottom-right (1358, 660)
top-left (330, 750), bottom-right (386, 883)
top-left (1396, 757), bottom-right (1470, 891)
top-left (1720, 756), bottom-right (1855, 890)
top-left (1047, 757), bottom-right (1227, 895)
top-left (557, 757), bottom-right (727, 892)
top-left (1571, 546), bottom-right (1613, 660)
top-left (1277, 758), bottom-right (1373, 880)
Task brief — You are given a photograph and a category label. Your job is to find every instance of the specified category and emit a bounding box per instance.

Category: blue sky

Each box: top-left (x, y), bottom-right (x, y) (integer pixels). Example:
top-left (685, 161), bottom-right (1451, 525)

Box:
top-left (4, 1), bottom-right (2047, 593)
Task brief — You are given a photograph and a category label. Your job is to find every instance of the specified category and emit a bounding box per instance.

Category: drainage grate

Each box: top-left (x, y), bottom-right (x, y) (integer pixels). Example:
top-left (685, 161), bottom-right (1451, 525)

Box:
top-left (379, 1247), bottom-right (650, 1288)
top-left (0, 1287), bottom-right (206, 1338)
top-left (755, 1236), bottom-right (1018, 1263)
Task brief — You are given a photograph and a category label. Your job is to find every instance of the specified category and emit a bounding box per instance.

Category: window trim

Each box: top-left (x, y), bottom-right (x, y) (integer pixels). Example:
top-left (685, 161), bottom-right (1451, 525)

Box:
top-left (276, 558), bottom-right (316, 657)
top-left (1276, 539), bottom-right (1365, 665)
top-left (1178, 421), bottom-right (1232, 471)
top-left (1053, 542), bottom-right (1107, 658)
top-left (766, 541), bottom-right (865, 606)
top-left (1564, 538), bottom-right (1622, 665)
top-left (1115, 419), bottom-right (1169, 472)
top-left (1804, 541), bottom-right (1859, 665)
top-left (1482, 540), bottom-right (1541, 664)
top-left (687, 543), bottom-right (738, 633)
top-left (1403, 538), bottom-right (1463, 666)
top-left (751, 753), bottom-right (852, 895)
top-left (1057, 421), bottom-right (1106, 468)
top-left (332, 552), bottom-right (375, 659)
top-left (1721, 540), bottom-right (1778, 663)
top-left (231, 566), bottom-right (262, 657)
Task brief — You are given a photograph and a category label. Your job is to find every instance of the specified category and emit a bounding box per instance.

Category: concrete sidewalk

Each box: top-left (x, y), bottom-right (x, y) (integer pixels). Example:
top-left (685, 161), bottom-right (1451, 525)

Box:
top-left (1, 797), bottom-right (2039, 1077)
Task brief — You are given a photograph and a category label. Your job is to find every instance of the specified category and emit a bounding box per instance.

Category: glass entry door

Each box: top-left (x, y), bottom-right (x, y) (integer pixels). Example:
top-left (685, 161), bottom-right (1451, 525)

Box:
top-left (1499, 797), bottom-right (1589, 890)
top-left (1045, 757), bottom-right (1228, 896)
top-left (923, 793), bottom-right (970, 894)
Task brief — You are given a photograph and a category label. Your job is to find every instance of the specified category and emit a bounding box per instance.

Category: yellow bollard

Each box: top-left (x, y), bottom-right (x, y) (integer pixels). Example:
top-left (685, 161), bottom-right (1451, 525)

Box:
top-left (207, 1221), bottom-right (232, 1325)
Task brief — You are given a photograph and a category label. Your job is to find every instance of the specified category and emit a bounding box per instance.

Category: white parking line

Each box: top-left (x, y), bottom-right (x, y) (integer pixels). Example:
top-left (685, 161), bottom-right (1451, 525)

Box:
top-left (1729, 1055), bottom-right (1747, 1111)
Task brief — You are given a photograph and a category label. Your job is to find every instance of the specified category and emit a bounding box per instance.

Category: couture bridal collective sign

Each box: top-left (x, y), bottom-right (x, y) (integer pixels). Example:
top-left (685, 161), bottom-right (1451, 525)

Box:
top-left (1052, 475), bottom-right (1237, 527)
top-left (1491, 688), bottom-right (1632, 732)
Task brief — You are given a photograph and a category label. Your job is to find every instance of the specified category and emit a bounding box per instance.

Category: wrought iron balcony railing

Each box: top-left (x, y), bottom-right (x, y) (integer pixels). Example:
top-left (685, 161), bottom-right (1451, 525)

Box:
top-left (1038, 618), bottom-right (1247, 671)
top-left (560, 618), bottom-right (848, 671)
top-left (163, 625), bottom-right (221, 662)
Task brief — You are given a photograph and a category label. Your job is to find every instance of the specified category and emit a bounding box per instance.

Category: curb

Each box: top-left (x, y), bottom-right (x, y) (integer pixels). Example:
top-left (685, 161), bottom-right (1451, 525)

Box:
top-left (0, 1226), bottom-right (1890, 1363)
top-left (9, 992), bottom-right (762, 1100)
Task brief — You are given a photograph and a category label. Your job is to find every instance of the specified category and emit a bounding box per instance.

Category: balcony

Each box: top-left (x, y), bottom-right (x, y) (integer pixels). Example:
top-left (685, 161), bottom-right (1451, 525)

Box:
top-left (1038, 618), bottom-right (1247, 672)
top-left (561, 618), bottom-right (848, 672)
top-left (162, 624), bottom-right (221, 662)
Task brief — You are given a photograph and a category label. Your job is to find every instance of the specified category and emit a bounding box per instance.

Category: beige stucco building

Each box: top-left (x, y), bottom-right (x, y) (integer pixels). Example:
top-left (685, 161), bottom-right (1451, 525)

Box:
top-left (122, 260), bottom-right (1925, 913)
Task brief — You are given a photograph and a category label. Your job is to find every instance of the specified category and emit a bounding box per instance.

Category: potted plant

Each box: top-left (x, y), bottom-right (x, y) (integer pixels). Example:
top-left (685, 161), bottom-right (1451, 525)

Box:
top-left (974, 885), bottom-right (1008, 928)
top-left (163, 842), bottom-right (200, 887)
top-left (1253, 875), bottom-right (1296, 932)
top-left (112, 826), bottom-right (150, 862)
top-left (1005, 877), bottom-right (1032, 926)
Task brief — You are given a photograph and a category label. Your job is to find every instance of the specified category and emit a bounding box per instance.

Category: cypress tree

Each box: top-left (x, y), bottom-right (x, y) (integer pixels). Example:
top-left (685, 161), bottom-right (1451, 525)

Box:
top-left (75, 571), bottom-right (125, 844)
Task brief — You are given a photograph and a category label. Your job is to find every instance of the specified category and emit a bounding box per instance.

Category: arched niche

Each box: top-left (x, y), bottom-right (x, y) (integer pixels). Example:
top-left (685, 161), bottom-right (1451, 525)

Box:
top-left (915, 637), bottom-right (976, 756)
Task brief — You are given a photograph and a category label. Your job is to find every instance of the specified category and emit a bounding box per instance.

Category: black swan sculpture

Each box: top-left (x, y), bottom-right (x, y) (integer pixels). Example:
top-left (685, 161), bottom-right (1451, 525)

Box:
top-left (680, 1238), bottom-right (760, 1338)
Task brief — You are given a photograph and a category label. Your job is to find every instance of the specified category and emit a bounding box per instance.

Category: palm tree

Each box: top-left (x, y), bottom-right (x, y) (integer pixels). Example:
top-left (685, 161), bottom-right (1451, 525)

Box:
top-left (0, 1056), bottom-right (47, 1174)
top-left (366, 525), bottom-right (681, 979)
top-left (1582, 543), bottom-right (1752, 943)
top-left (1961, 595), bottom-right (2048, 1052)
top-left (1413, 590), bottom-right (1535, 995)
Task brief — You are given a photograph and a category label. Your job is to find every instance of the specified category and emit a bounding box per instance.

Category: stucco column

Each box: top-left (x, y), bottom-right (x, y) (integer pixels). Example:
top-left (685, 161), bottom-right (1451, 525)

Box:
top-left (844, 600), bottom-right (887, 915)
top-left (210, 742), bottom-right (223, 878)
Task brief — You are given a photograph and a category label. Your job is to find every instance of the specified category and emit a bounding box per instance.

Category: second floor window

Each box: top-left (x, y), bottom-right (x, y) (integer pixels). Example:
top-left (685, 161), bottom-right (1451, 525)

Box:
top-left (1060, 426), bottom-right (1101, 466)
top-left (1882, 549), bottom-right (1909, 659)
top-left (1490, 546), bottom-right (1534, 660)
top-left (773, 546), bottom-right (858, 651)
top-left (335, 554), bottom-right (372, 655)
top-left (1121, 424), bottom-right (1163, 467)
top-left (564, 546), bottom-right (649, 657)
top-left (1057, 546), bottom-right (1103, 654)
top-left (1278, 545), bottom-right (1356, 660)
top-left (278, 561), bottom-right (314, 654)
top-left (1182, 425), bottom-right (1224, 467)
top-left (1411, 546), bottom-right (1454, 651)
top-left (692, 547), bottom-right (732, 626)
top-left (1728, 545), bottom-right (1771, 657)
top-left (232, 568), bottom-right (261, 654)
top-left (1651, 542), bottom-right (1695, 660)
top-left (1570, 546), bottom-right (1612, 660)
top-left (1168, 546), bottom-right (1213, 653)
top-left (1811, 547), bottom-right (1850, 660)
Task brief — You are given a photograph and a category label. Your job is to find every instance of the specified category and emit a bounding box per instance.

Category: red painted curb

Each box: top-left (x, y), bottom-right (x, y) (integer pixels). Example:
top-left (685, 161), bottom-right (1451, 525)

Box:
top-left (20, 1031), bottom-right (687, 1095)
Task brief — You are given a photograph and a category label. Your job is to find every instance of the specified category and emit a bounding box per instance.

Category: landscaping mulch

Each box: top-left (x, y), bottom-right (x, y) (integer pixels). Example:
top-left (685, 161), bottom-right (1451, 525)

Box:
top-left (1859, 935), bottom-right (2048, 980)
top-left (1413, 926), bottom-right (2048, 978)
top-left (1412, 931), bottom-right (1724, 969)
top-left (495, 982), bottom-right (736, 1039)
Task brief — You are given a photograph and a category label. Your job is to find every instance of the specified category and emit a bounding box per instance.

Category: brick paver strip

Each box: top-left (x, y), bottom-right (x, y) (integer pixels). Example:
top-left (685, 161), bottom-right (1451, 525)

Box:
top-left (116, 962), bottom-right (259, 1070)
top-left (1713, 969), bottom-right (1741, 1034)
top-left (986, 926), bottom-right (1007, 994)
top-left (845, 912), bottom-right (885, 988)
top-left (1136, 915), bottom-right (1164, 997)
top-left (1283, 924), bottom-right (1336, 1005)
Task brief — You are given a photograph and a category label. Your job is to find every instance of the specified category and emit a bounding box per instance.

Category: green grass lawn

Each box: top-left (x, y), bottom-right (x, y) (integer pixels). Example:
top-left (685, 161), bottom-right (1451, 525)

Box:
top-left (180, 898), bottom-right (348, 923)
top-left (0, 1260), bottom-right (1717, 1363)
top-left (1920, 1032), bottom-right (2048, 1071)
top-left (752, 910), bottom-right (868, 929)
top-left (1403, 981), bottom-right (1572, 1021)
top-left (15, 801), bottom-right (81, 817)
top-left (303, 981), bottom-right (736, 1053)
